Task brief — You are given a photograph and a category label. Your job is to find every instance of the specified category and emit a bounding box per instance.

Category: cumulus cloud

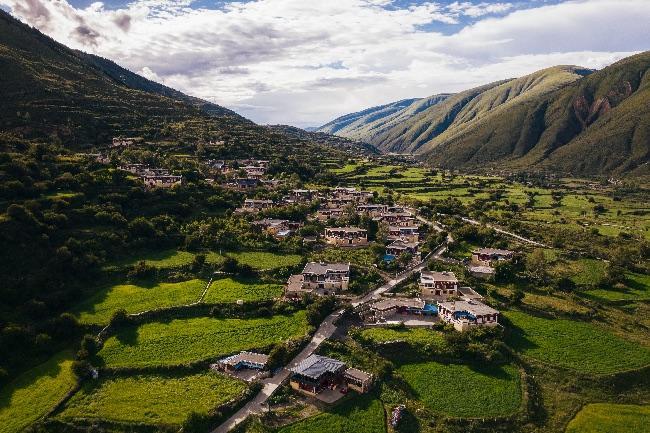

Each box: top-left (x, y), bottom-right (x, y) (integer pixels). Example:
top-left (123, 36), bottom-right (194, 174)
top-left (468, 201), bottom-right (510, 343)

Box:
top-left (1, 0), bottom-right (648, 126)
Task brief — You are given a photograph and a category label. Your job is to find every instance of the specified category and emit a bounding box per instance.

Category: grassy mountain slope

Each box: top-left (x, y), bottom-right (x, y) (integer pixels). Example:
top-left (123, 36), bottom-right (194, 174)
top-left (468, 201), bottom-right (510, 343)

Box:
top-left (316, 95), bottom-right (450, 145)
top-left (423, 55), bottom-right (650, 176)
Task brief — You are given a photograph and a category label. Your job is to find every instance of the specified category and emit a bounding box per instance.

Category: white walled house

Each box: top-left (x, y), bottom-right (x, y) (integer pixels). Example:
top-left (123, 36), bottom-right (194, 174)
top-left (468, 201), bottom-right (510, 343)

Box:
top-left (437, 300), bottom-right (500, 331)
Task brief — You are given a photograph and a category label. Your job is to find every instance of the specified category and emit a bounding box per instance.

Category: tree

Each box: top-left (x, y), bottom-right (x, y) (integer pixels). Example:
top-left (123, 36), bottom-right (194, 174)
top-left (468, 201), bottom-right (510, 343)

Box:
top-left (526, 249), bottom-right (548, 282)
top-left (508, 289), bottom-right (525, 305)
top-left (554, 277), bottom-right (576, 292)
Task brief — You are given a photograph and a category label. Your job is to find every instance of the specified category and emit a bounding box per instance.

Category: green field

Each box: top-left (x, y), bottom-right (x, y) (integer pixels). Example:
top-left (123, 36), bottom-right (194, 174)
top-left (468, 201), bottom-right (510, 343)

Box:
top-left (310, 247), bottom-right (378, 268)
top-left (505, 311), bottom-right (650, 374)
top-left (584, 272), bottom-right (650, 301)
top-left (98, 311), bottom-right (309, 368)
top-left (105, 249), bottom-right (197, 270)
top-left (358, 327), bottom-right (445, 349)
top-left (73, 279), bottom-right (206, 324)
top-left (203, 278), bottom-right (283, 303)
top-left (565, 403), bottom-right (650, 433)
top-left (226, 251), bottom-right (303, 270)
top-left (58, 372), bottom-right (246, 426)
top-left (0, 352), bottom-right (76, 433)
top-left (397, 361), bottom-right (521, 418)
top-left (277, 394), bottom-right (385, 433)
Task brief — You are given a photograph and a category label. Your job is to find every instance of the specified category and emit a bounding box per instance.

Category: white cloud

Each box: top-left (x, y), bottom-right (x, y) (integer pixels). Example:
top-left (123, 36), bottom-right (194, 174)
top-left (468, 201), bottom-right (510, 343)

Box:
top-left (1, 0), bottom-right (648, 126)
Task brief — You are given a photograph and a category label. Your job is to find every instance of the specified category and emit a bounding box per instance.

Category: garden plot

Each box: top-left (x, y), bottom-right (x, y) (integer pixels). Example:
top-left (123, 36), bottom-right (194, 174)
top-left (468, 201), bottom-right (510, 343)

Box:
top-left (566, 403), bottom-right (650, 433)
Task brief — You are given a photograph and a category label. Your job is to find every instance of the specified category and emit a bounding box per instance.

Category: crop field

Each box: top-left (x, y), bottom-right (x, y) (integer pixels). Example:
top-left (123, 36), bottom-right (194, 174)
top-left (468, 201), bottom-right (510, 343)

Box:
top-left (565, 403), bottom-right (650, 433)
top-left (58, 372), bottom-right (246, 426)
top-left (98, 311), bottom-right (309, 368)
top-left (73, 279), bottom-right (206, 324)
top-left (226, 251), bottom-right (303, 270)
top-left (0, 352), bottom-right (76, 433)
top-left (397, 361), bottom-right (521, 418)
top-left (357, 327), bottom-right (446, 349)
top-left (203, 277), bottom-right (283, 303)
top-left (583, 272), bottom-right (650, 301)
top-left (277, 394), bottom-right (386, 433)
top-left (105, 249), bottom-right (196, 270)
top-left (504, 311), bottom-right (650, 374)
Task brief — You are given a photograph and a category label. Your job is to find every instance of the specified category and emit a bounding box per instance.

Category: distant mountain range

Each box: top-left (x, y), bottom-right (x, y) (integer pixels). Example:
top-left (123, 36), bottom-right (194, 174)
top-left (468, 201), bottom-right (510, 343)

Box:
top-left (317, 55), bottom-right (650, 177)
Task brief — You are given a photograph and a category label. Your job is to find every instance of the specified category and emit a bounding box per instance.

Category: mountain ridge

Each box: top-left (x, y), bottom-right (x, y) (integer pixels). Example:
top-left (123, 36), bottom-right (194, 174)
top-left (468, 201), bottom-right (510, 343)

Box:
top-left (316, 58), bottom-right (650, 176)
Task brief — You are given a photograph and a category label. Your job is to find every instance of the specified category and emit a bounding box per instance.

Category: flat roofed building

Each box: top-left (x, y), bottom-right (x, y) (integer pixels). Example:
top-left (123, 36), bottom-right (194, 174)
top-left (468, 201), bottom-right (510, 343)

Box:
top-left (356, 204), bottom-right (388, 217)
top-left (437, 300), bottom-right (499, 331)
top-left (344, 368), bottom-right (373, 393)
top-left (286, 262), bottom-right (351, 297)
top-left (419, 271), bottom-right (459, 300)
top-left (324, 227), bottom-right (368, 247)
top-left (387, 225), bottom-right (420, 243)
top-left (216, 351), bottom-right (269, 372)
top-left (385, 240), bottom-right (419, 259)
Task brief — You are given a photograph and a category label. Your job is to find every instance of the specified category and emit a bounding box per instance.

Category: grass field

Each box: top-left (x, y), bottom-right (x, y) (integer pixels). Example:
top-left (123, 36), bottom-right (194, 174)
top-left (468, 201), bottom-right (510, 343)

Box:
top-left (505, 311), bottom-right (650, 374)
top-left (565, 403), bottom-right (650, 433)
top-left (358, 327), bottom-right (446, 349)
top-left (397, 361), bottom-right (521, 418)
top-left (58, 372), bottom-right (246, 426)
top-left (0, 352), bottom-right (76, 433)
top-left (98, 311), bottom-right (309, 368)
top-left (73, 279), bottom-right (206, 324)
top-left (277, 394), bottom-right (385, 433)
top-left (583, 272), bottom-right (650, 301)
top-left (226, 251), bottom-right (303, 270)
top-left (203, 277), bottom-right (283, 303)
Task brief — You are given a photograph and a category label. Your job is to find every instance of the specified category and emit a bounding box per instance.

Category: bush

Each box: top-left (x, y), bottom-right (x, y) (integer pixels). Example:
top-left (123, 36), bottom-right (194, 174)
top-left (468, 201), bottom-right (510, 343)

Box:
top-left (182, 412), bottom-right (213, 433)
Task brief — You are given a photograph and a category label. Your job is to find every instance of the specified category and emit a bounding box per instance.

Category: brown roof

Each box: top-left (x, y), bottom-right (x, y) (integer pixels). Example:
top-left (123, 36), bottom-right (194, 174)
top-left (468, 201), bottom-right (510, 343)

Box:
top-left (344, 367), bottom-right (372, 382)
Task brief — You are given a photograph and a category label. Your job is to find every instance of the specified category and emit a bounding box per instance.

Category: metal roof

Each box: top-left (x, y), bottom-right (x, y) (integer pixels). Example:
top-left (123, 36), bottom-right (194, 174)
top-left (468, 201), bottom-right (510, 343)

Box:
top-left (290, 354), bottom-right (346, 379)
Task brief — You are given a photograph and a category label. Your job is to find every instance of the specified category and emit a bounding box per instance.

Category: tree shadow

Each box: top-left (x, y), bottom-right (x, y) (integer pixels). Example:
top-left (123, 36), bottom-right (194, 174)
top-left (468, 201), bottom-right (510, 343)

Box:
top-left (0, 352), bottom-right (66, 410)
top-left (114, 324), bottom-right (139, 346)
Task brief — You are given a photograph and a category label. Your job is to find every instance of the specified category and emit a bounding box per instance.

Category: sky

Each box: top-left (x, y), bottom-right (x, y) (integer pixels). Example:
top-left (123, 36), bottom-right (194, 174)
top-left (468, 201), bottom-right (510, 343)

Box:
top-left (2, 0), bottom-right (649, 127)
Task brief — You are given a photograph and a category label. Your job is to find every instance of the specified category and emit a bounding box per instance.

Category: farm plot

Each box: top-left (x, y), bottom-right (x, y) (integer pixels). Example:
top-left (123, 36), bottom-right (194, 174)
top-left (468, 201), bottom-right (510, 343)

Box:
top-left (72, 279), bottom-right (206, 325)
top-left (277, 394), bottom-right (385, 433)
top-left (357, 327), bottom-right (446, 349)
top-left (0, 351), bottom-right (76, 433)
top-left (566, 403), bottom-right (650, 433)
top-left (226, 251), bottom-right (303, 270)
top-left (397, 361), bottom-right (521, 418)
top-left (310, 247), bottom-right (379, 268)
top-left (504, 311), bottom-right (650, 374)
top-left (58, 372), bottom-right (246, 426)
top-left (203, 277), bottom-right (283, 303)
top-left (98, 311), bottom-right (309, 368)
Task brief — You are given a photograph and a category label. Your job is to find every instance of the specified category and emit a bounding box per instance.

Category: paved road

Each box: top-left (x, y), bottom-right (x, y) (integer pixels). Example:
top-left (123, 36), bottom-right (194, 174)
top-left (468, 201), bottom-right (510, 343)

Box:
top-left (211, 309), bottom-right (343, 433)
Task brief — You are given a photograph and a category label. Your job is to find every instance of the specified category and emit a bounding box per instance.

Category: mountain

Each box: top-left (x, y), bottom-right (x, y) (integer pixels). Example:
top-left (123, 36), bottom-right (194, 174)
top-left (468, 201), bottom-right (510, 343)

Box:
top-left (266, 124), bottom-right (379, 155)
top-left (0, 10), bottom-right (365, 161)
top-left (316, 95), bottom-right (451, 145)
top-left (318, 57), bottom-right (650, 176)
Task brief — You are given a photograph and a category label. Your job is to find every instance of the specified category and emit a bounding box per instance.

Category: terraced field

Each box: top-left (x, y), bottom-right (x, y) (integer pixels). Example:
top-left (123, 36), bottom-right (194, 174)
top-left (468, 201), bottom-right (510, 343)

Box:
top-left (583, 272), bottom-right (650, 301)
top-left (72, 279), bottom-right (206, 324)
top-left (203, 277), bottom-right (283, 303)
top-left (505, 311), bottom-right (650, 374)
top-left (58, 372), bottom-right (246, 426)
top-left (0, 352), bottom-right (76, 433)
top-left (98, 311), bottom-right (309, 368)
top-left (277, 394), bottom-right (386, 433)
top-left (566, 403), bottom-right (650, 433)
top-left (397, 361), bottom-right (522, 418)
